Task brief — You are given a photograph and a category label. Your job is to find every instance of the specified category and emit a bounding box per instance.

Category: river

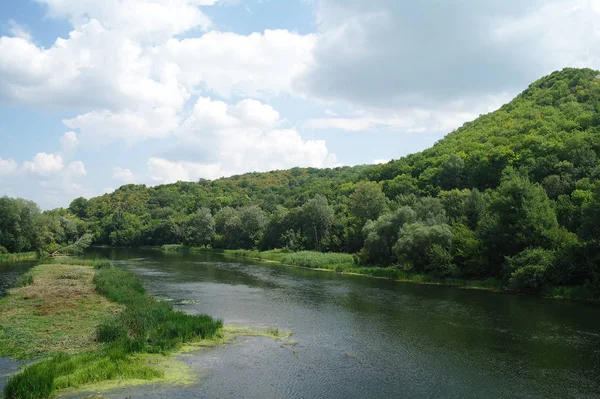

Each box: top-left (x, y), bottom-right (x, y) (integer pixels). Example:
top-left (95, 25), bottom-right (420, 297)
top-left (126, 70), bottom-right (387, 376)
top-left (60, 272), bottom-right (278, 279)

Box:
top-left (2, 249), bottom-right (600, 398)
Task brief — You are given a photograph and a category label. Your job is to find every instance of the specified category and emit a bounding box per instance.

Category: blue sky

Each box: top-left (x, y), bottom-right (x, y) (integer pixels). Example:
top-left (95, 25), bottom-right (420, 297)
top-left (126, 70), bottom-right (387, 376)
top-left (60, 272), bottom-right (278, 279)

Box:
top-left (0, 0), bottom-right (599, 209)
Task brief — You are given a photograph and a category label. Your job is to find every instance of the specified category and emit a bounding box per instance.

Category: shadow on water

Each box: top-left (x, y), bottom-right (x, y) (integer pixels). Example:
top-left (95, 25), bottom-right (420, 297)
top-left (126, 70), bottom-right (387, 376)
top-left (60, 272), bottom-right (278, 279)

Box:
top-left (0, 260), bottom-right (39, 298)
top-left (68, 248), bottom-right (600, 398)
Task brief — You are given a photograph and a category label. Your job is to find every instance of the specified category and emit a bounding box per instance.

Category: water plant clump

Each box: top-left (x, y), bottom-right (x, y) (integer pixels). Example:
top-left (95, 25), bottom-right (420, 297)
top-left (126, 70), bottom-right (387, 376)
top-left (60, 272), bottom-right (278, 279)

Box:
top-left (3, 261), bottom-right (223, 399)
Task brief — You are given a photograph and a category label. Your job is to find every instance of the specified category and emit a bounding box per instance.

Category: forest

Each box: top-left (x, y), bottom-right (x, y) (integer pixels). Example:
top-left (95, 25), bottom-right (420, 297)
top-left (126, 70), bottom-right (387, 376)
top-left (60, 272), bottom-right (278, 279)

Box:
top-left (2, 68), bottom-right (600, 297)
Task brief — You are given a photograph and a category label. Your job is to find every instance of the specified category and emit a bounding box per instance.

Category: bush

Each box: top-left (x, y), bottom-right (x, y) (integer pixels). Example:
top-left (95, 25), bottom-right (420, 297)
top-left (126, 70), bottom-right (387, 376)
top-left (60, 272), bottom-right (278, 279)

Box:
top-left (509, 265), bottom-right (547, 291)
top-left (505, 248), bottom-right (555, 291)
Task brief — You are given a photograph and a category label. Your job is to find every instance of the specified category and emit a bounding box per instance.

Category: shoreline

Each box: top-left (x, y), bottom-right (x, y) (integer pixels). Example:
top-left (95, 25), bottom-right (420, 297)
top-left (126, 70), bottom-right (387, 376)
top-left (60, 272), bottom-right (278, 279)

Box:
top-left (151, 245), bottom-right (597, 302)
top-left (0, 259), bottom-right (293, 399)
top-left (0, 252), bottom-right (38, 263)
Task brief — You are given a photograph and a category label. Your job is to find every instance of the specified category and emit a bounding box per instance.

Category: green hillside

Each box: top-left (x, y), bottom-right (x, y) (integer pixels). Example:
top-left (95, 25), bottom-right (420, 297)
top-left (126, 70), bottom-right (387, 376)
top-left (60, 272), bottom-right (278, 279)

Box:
top-left (4, 68), bottom-right (600, 297)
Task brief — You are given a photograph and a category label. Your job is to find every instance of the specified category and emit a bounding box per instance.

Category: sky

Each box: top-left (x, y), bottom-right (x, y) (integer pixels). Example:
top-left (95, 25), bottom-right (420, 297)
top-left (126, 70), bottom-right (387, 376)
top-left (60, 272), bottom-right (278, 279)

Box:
top-left (0, 0), bottom-right (599, 209)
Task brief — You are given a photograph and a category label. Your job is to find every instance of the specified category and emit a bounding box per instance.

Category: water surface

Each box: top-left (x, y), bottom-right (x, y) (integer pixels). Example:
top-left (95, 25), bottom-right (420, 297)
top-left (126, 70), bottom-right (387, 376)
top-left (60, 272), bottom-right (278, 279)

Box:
top-left (78, 248), bottom-right (600, 399)
top-left (3, 249), bottom-right (598, 398)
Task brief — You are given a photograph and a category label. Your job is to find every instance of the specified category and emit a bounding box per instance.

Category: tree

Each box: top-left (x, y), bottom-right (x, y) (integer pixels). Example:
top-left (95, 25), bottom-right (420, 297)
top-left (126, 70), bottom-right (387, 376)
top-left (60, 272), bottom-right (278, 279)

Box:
top-left (68, 197), bottom-right (89, 219)
top-left (438, 154), bottom-right (465, 190)
top-left (478, 173), bottom-right (561, 269)
top-left (349, 182), bottom-right (387, 224)
top-left (393, 223), bottom-right (453, 275)
top-left (299, 195), bottom-right (334, 250)
top-left (361, 206), bottom-right (417, 264)
top-left (173, 208), bottom-right (215, 247)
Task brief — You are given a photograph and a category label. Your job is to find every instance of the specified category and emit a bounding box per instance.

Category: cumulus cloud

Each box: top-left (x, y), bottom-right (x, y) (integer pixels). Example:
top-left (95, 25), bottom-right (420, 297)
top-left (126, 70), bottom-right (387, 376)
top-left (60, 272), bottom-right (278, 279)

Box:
top-left (373, 159), bottom-right (389, 165)
top-left (297, 0), bottom-right (600, 108)
top-left (148, 157), bottom-right (221, 184)
top-left (22, 153), bottom-right (64, 175)
top-left (0, 21), bottom-right (189, 115)
top-left (0, 157), bottom-right (18, 176)
top-left (112, 167), bottom-right (136, 183)
top-left (156, 30), bottom-right (315, 98)
top-left (64, 107), bottom-right (181, 144)
top-left (149, 97), bottom-right (337, 184)
top-left (36, 0), bottom-right (217, 43)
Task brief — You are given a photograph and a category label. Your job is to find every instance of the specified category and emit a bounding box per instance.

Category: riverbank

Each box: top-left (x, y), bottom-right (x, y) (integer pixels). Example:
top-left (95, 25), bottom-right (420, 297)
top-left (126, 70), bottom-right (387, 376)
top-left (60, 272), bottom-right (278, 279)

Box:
top-left (156, 246), bottom-right (595, 301)
top-left (0, 259), bottom-right (224, 399)
top-left (0, 252), bottom-right (38, 263)
top-left (222, 249), bottom-right (504, 290)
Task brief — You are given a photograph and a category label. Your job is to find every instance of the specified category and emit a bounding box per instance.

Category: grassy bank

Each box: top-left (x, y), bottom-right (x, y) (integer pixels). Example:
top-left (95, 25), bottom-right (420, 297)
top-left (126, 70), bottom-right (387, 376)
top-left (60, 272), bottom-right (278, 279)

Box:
top-left (0, 252), bottom-right (38, 263)
top-left (221, 249), bottom-right (600, 300)
top-left (0, 262), bottom-right (121, 359)
top-left (222, 249), bottom-right (504, 291)
top-left (1, 259), bottom-right (223, 399)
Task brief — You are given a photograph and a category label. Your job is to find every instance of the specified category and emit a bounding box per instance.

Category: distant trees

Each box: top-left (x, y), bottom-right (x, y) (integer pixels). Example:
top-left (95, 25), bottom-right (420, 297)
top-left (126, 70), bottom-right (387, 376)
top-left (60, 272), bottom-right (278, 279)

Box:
top-left (0, 196), bottom-right (89, 255)
top-left (0, 197), bottom-right (40, 253)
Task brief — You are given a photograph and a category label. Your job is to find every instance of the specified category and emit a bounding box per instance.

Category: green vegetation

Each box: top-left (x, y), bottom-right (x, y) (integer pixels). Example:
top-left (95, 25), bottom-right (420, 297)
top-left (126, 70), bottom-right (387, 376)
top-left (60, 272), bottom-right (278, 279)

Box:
top-left (0, 263), bottom-right (121, 359)
top-left (2, 261), bottom-right (223, 399)
top-left (223, 249), bottom-right (503, 291)
top-left (0, 197), bottom-right (91, 257)
top-left (0, 251), bottom-right (37, 263)
top-left (4, 68), bottom-right (600, 299)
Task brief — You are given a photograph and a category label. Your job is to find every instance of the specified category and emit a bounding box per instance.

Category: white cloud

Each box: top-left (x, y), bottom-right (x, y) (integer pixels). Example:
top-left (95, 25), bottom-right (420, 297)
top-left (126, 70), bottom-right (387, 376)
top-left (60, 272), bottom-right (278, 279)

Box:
top-left (149, 97), bottom-right (338, 184)
top-left (22, 153), bottom-right (64, 175)
top-left (297, 0), bottom-right (600, 108)
top-left (0, 158), bottom-right (18, 176)
top-left (112, 167), bottom-right (136, 183)
top-left (36, 0), bottom-right (217, 43)
top-left (0, 20), bottom-right (190, 112)
top-left (60, 131), bottom-right (78, 151)
top-left (148, 157), bottom-right (222, 184)
top-left (373, 159), bottom-right (389, 165)
top-left (64, 107), bottom-right (180, 144)
top-left (156, 30), bottom-right (315, 98)
top-left (7, 20), bottom-right (32, 41)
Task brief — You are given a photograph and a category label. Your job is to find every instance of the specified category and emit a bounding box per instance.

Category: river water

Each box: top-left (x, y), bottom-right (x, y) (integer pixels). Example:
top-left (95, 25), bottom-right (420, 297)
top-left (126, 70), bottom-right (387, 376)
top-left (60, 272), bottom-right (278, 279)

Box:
top-left (2, 249), bottom-right (600, 398)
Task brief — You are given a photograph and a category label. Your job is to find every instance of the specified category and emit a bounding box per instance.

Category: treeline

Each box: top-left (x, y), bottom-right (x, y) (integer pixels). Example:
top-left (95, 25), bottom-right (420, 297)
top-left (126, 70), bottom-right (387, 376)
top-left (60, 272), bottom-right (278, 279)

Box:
top-left (6, 67), bottom-right (600, 297)
top-left (0, 197), bottom-right (90, 256)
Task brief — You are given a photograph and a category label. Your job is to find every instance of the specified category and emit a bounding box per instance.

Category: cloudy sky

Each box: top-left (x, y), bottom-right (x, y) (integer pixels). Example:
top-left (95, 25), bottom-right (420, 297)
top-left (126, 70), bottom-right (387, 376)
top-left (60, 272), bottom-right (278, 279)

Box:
top-left (0, 0), bottom-right (599, 209)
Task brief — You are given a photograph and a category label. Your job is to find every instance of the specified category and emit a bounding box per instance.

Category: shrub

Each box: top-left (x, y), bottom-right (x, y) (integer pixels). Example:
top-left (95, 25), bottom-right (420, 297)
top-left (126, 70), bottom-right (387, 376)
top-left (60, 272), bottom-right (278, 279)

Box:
top-left (509, 265), bottom-right (547, 291)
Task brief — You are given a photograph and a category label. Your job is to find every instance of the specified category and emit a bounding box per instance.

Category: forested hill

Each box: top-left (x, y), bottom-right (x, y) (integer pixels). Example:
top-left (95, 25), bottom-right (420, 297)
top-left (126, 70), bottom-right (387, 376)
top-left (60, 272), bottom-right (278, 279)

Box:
top-left (4, 67), bottom-right (600, 296)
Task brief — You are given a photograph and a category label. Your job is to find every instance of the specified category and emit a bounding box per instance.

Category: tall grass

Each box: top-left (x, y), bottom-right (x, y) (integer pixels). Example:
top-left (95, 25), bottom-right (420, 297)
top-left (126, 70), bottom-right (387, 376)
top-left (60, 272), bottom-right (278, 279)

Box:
top-left (0, 252), bottom-right (38, 263)
top-left (3, 262), bottom-right (222, 399)
top-left (223, 249), bottom-right (504, 291)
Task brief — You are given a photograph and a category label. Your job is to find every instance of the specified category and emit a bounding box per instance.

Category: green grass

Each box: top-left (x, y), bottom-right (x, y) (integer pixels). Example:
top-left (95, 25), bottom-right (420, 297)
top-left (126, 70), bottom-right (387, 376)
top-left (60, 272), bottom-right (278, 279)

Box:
top-left (0, 263), bottom-right (122, 359)
top-left (223, 249), bottom-right (504, 291)
top-left (0, 252), bottom-right (38, 263)
top-left (2, 261), bottom-right (223, 399)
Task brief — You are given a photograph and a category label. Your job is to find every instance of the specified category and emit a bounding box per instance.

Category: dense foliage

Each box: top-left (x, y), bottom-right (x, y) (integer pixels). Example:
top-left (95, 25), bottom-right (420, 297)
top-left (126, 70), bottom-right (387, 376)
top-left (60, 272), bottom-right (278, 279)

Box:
top-left (5, 68), bottom-right (600, 297)
top-left (0, 197), bottom-right (89, 256)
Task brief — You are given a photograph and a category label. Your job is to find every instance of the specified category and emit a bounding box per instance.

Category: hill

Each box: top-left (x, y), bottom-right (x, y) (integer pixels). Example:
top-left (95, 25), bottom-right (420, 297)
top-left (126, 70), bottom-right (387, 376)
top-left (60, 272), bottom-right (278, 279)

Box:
top-left (4, 68), bottom-right (600, 297)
